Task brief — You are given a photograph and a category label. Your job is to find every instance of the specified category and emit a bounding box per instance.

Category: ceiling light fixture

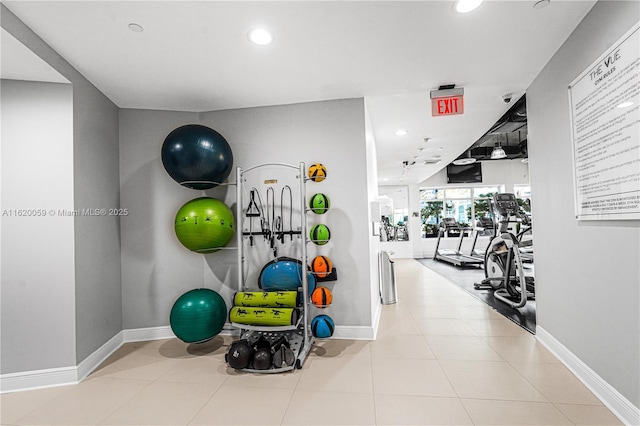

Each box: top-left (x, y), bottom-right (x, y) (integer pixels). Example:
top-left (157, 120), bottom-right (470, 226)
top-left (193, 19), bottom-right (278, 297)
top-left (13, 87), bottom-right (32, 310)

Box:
top-left (248, 28), bottom-right (273, 46)
top-left (454, 0), bottom-right (483, 13)
top-left (491, 143), bottom-right (507, 160)
top-left (423, 159), bottom-right (442, 165)
top-left (533, 0), bottom-right (550, 10)
top-left (128, 23), bottom-right (144, 33)
top-left (453, 151), bottom-right (477, 165)
top-left (395, 129), bottom-right (408, 136)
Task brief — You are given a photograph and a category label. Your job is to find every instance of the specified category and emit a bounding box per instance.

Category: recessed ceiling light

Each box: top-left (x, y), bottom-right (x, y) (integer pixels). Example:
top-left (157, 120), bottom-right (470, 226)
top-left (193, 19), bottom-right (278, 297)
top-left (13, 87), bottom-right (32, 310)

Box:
top-left (248, 28), bottom-right (273, 46)
top-left (454, 0), bottom-right (483, 13)
top-left (533, 0), bottom-right (550, 10)
top-left (395, 129), bottom-right (408, 136)
top-left (617, 101), bottom-right (634, 108)
top-left (128, 23), bottom-right (144, 33)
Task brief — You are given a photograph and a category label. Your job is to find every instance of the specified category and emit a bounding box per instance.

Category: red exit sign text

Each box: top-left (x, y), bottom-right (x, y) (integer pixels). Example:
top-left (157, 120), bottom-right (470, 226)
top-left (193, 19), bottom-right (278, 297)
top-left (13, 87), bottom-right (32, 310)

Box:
top-left (431, 95), bottom-right (464, 117)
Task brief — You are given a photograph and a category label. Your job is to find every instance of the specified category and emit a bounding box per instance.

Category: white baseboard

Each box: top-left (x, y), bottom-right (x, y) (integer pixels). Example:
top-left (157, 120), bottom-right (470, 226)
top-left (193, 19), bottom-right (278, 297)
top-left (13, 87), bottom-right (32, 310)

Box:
top-left (76, 332), bottom-right (124, 382)
top-left (0, 366), bottom-right (77, 394)
top-left (1, 321), bottom-right (374, 393)
top-left (371, 302), bottom-right (382, 340)
top-left (122, 325), bottom-right (175, 343)
top-left (333, 325), bottom-right (375, 340)
top-left (536, 326), bottom-right (639, 426)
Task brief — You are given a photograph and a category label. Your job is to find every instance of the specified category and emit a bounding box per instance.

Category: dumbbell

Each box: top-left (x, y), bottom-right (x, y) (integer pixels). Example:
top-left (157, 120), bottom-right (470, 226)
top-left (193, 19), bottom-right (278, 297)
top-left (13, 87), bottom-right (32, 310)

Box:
top-left (271, 336), bottom-right (296, 368)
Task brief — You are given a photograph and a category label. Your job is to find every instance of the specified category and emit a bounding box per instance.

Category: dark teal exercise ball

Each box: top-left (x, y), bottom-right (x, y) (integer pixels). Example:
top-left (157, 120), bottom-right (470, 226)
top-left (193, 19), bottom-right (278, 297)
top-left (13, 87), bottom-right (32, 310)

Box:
top-left (170, 288), bottom-right (227, 343)
top-left (161, 124), bottom-right (233, 190)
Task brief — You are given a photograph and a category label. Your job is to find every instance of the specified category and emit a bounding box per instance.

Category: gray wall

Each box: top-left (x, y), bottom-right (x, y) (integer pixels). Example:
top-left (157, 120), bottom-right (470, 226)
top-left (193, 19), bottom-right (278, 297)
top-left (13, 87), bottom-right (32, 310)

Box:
top-left (1, 5), bottom-right (122, 367)
top-left (1, 80), bottom-right (76, 373)
top-left (119, 99), bottom-right (374, 332)
top-left (527, 1), bottom-right (639, 408)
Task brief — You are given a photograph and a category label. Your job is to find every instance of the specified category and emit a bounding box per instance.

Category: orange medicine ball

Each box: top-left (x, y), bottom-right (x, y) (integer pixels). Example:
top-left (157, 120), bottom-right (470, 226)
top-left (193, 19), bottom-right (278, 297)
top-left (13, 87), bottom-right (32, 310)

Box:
top-left (311, 286), bottom-right (333, 308)
top-left (311, 255), bottom-right (333, 278)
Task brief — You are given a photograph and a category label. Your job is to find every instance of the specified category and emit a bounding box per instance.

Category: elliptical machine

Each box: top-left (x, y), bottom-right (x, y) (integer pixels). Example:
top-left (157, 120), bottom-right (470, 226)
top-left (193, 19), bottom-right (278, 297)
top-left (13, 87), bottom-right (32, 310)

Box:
top-left (474, 193), bottom-right (534, 309)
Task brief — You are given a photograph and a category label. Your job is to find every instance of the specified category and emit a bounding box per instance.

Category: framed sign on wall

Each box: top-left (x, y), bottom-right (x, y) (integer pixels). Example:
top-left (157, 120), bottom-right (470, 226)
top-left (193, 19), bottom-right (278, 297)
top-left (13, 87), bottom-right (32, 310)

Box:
top-left (568, 22), bottom-right (639, 220)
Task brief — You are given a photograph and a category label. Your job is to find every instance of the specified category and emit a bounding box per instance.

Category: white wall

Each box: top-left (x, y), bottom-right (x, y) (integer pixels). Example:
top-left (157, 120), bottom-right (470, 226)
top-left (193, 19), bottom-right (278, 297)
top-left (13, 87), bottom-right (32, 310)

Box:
top-left (420, 159), bottom-right (529, 192)
top-left (119, 99), bottom-right (376, 336)
top-left (527, 0), bottom-right (639, 413)
top-left (364, 104), bottom-right (382, 330)
top-left (1, 80), bottom-right (76, 373)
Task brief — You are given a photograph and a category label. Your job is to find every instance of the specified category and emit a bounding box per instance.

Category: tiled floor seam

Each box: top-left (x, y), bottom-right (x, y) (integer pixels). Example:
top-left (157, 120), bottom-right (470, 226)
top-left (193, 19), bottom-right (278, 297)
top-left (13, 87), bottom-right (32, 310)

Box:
top-left (94, 376), bottom-right (159, 426)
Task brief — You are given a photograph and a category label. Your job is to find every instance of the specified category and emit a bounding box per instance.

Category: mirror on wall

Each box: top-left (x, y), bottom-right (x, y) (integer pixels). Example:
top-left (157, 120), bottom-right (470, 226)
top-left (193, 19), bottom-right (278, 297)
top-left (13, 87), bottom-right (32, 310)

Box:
top-left (378, 186), bottom-right (409, 242)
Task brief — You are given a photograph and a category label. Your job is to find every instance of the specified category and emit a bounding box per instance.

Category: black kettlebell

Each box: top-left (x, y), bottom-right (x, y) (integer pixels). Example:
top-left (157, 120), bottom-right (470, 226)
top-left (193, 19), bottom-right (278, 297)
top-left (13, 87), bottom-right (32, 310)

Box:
top-left (251, 336), bottom-right (273, 370)
top-left (226, 339), bottom-right (252, 369)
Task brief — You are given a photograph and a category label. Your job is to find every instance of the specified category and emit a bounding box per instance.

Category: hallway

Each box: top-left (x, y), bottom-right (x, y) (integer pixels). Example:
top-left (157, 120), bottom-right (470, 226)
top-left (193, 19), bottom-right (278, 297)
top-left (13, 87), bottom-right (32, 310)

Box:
top-left (0, 259), bottom-right (621, 425)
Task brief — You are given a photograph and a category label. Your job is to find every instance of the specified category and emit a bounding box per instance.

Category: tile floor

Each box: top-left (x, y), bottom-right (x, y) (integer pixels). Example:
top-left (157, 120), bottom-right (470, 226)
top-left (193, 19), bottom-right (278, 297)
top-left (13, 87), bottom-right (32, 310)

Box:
top-left (0, 259), bottom-right (623, 425)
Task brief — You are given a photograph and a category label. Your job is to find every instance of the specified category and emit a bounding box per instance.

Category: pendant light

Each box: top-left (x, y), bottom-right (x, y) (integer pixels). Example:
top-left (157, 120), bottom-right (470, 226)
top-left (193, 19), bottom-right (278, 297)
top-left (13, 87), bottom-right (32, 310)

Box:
top-left (491, 142), bottom-right (507, 160)
top-left (453, 150), bottom-right (477, 165)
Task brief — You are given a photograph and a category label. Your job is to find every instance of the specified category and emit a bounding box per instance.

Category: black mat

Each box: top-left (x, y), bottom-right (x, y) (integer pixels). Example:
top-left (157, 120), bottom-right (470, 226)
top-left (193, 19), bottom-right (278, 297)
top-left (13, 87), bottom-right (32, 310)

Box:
top-left (416, 258), bottom-right (536, 334)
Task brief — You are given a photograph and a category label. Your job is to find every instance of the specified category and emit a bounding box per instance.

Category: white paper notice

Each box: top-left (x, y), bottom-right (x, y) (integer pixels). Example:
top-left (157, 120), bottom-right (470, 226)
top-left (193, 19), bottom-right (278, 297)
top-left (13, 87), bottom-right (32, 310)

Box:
top-left (569, 23), bottom-right (639, 220)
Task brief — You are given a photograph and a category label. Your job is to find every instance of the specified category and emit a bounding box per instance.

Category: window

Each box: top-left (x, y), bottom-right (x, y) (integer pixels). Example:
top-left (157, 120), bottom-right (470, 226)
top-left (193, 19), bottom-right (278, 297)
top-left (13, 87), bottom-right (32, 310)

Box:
top-left (473, 186), bottom-right (502, 222)
top-left (380, 186), bottom-right (410, 241)
top-left (444, 188), bottom-right (471, 227)
top-left (420, 185), bottom-right (504, 238)
top-left (514, 185), bottom-right (532, 215)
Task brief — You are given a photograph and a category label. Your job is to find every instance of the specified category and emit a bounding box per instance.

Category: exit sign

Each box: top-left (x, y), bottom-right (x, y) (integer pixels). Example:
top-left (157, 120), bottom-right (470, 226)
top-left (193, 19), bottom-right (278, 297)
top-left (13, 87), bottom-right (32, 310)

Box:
top-left (431, 95), bottom-right (464, 117)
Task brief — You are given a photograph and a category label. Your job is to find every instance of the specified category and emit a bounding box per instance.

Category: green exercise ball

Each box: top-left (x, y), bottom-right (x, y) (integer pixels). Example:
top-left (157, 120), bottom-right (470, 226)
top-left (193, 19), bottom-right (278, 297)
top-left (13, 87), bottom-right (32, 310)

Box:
top-left (170, 288), bottom-right (227, 343)
top-left (174, 197), bottom-right (235, 253)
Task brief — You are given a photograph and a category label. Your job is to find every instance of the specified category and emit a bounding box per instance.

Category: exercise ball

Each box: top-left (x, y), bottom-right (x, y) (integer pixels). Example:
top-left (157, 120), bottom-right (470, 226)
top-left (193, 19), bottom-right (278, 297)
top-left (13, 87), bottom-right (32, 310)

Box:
top-left (259, 258), bottom-right (301, 290)
top-left (310, 224), bottom-right (331, 245)
top-left (311, 286), bottom-right (333, 308)
top-left (161, 124), bottom-right (233, 189)
top-left (259, 257), bottom-right (316, 294)
top-left (311, 314), bottom-right (335, 338)
top-left (309, 193), bottom-right (330, 214)
top-left (311, 255), bottom-right (333, 278)
top-left (307, 272), bottom-right (317, 295)
top-left (170, 288), bottom-right (227, 343)
top-left (307, 163), bottom-right (327, 182)
top-left (174, 197), bottom-right (235, 253)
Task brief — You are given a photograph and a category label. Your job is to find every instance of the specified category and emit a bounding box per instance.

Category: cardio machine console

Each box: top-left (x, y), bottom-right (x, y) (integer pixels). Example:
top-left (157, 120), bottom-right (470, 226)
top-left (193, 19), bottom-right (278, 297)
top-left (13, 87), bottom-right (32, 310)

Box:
top-left (493, 193), bottom-right (519, 216)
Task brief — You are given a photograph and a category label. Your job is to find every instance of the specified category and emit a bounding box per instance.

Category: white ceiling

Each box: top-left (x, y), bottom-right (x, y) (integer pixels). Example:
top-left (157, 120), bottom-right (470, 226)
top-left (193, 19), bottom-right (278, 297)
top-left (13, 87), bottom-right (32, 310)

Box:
top-left (1, 0), bottom-right (596, 184)
top-left (0, 28), bottom-right (68, 84)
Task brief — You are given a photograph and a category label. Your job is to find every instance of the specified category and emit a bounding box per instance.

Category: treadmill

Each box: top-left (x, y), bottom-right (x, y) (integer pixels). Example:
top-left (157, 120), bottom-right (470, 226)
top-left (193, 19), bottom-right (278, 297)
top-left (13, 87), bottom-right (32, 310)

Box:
top-left (469, 216), bottom-right (495, 260)
top-left (433, 218), bottom-right (483, 267)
